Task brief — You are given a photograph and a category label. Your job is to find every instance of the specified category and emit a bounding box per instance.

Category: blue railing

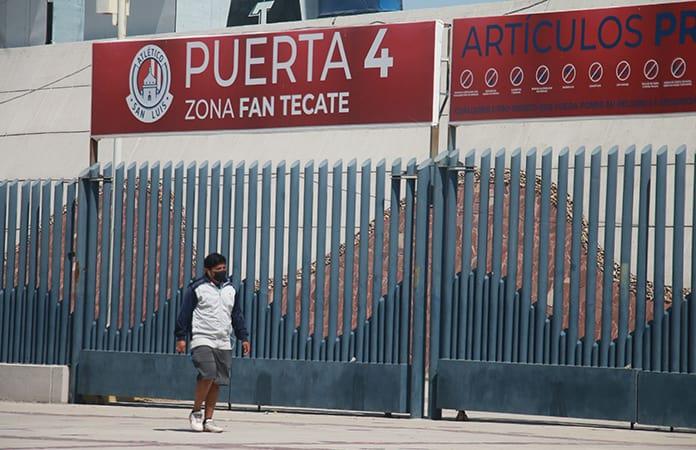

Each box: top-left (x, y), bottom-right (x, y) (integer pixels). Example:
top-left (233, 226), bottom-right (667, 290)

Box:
top-left (1, 147), bottom-right (694, 418)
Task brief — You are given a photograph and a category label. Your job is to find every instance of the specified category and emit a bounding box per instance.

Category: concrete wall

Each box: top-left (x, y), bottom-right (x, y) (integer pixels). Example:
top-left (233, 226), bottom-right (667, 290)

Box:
top-left (0, 364), bottom-right (69, 403)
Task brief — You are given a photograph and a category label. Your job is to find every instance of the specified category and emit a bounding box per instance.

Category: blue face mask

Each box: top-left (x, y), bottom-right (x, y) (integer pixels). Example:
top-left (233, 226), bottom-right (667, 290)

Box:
top-left (212, 271), bottom-right (227, 283)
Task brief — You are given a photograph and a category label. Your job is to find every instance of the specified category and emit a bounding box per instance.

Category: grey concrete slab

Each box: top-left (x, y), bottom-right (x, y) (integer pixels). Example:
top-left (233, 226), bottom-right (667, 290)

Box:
top-left (0, 364), bottom-right (68, 403)
top-left (0, 401), bottom-right (695, 449)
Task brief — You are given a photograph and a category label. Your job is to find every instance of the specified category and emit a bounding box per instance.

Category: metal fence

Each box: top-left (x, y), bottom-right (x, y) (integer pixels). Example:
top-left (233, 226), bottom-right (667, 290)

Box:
top-left (1, 146), bottom-right (695, 420)
top-left (426, 146), bottom-right (695, 373)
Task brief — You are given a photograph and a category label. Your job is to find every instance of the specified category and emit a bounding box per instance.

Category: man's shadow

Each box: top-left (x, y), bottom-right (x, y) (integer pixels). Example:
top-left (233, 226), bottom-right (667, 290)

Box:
top-left (153, 428), bottom-right (200, 432)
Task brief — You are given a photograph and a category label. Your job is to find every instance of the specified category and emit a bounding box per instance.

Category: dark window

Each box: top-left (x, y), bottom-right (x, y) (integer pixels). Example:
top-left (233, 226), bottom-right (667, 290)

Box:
top-left (227, 0), bottom-right (301, 26)
top-left (46, 0), bottom-right (54, 44)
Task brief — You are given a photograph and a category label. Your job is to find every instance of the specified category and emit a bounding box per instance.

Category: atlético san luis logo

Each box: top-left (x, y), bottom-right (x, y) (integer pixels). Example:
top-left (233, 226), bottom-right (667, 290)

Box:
top-left (126, 44), bottom-right (173, 123)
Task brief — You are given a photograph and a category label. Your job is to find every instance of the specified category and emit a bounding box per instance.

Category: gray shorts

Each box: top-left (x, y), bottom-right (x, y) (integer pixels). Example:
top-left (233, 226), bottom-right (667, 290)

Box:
top-left (191, 346), bottom-right (231, 385)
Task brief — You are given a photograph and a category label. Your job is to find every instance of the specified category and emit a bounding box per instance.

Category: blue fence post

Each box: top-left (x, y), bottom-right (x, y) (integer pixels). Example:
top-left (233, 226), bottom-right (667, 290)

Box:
top-left (342, 160), bottom-right (357, 361)
top-left (195, 162), bottom-right (209, 279)
top-left (313, 161), bottom-right (329, 361)
top-left (459, 151), bottom-right (475, 359)
top-left (37, 181), bottom-right (53, 364)
top-left (231, 162), bottom-right (245, 296)
top-left (120, 164), bottom-right (136, 350)
top-left (299, 161), bottom-right (314, 360)
top-left (245, 162), bottom-right (259, 357)
top-left (285, 162), bottom-right (300, 359)
top-left (16, 181), bottom-right (30, 362)
top-left (218, 161), bottom-right (232, 345)
top-left (400, 159), bottom-right (417, 364)
top-left (502, 149), bottom-right (521, 362)
top-left (583, 148), bottom-right (601, 366)
top-left (221, 162), bottom-right (234, 269)
top-left (385, 160), bottom-right (402, 362)
top-left (271, 161), bottom-right (286, 360)
top-left (328, 160), bottom-right (343, 361)
top-left (131, 163), bottom-right (148, 351)
top-left (132, 164), bottom-right (150, 351)
top-left (672, 146), bottom-right (686, 372)
top-left (183, 162), bottom-right (197, 287)
top-left (70, 168), bottom-right (92, 400)
top-left (535, 149), bottom-right (552, 364)
top-left (258, 162), bottom-right (272, 359)
top-left (634, 146), bottom-right (652, 369)
top-left (428, 153), bottom-right (447, 419)
top-left (209, 161), bottom-right (221, 254)
top-left (97, 164), bottom-right (113, 351)
top-left (551, 148), bottom-right (569, 364)
top-left (568, 148), bottom-right (585, 365)
top-left (156, 163), bottom-right (172, 353)
top-left (488, 150), bottom-right (505, 362)
top-left (144, 163), bottom-right (160, 352)
top-left (386, 159), bottom-right (402, 363)
top-left (410, 159), bottom-right (432, 419)
top-left (23, 182), bottom-right (39, 362)
top-left (169, 163), bottom-right (184, 352)
top-left (520, 149), bottom-right (536, 363)
top-left (83, 166), bottom-right (100, 352)
top-left (599, 148), bottom-right (618, 367)
top-left (652, 147), bottom-right (668, 372)
top-left (617, 148), bottom-right (635, 368)
top-left (47, 181), bottom-right (64, 362)
top-left (356, 160), bottom-right (371, 362)
top-left (473, 150), bottom-right (492, 361)
top-left (371, 160), bottom-right (386, 363)
top-left (60, 182), bottom-right (77, 364)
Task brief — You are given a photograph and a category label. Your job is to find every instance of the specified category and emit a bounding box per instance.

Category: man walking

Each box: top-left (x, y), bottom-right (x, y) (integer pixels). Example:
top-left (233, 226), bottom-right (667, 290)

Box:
top-left (175, 253), bottom-right (250, 433)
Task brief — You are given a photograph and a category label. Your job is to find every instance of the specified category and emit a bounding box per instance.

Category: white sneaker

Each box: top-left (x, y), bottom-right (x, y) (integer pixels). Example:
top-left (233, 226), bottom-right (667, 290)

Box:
top-left (203, 419), bottom-right (223, 433)
top-left (189, 410), bottom-right (204, 432)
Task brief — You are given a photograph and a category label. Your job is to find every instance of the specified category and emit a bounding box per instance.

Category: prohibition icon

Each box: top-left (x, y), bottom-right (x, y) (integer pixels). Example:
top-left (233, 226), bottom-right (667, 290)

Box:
top-left (510, 66), bottom-right (524, 87)
top-left (671, 57), bottom-right (686, 79)
top-left (485, 68), bottom-right (499, 88)
top-left (562, 64), bottom-right (576, 84)
top-left (644, 59), bottom-right (659, 80)
top-left (589, 62), bottom-right (604, 83)
top-left (616, 60), bottom-right (631, 82)
top-left (536, 65), bottom-right (550, 85)
top-left (460, 69), bottom-right (474, 89)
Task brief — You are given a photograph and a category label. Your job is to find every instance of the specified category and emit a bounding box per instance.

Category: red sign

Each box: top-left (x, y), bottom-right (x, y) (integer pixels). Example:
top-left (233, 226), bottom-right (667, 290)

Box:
top-left (450, 1), bottom-right (696, 122)
top-left (91, 22), bottom-right (442, 137)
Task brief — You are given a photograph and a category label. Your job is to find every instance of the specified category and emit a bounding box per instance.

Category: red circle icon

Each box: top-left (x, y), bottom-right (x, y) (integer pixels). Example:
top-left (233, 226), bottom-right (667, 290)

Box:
top-left (644, 59), bottom-right (659, 80)
top-left (616, 60), bottom-right (631, 82)
top-left (460, 69), bottom-right (474, 89)
top-left (671, 57), bottom-right (686, 79)
top-left (589, 62), bottom-right (604, 83)
top-left (562, 64), bottom-right (576, 84)
top-left (485, 68), bottom-right (499, 88)
top-left (510, 66), bottom-right (524, 87)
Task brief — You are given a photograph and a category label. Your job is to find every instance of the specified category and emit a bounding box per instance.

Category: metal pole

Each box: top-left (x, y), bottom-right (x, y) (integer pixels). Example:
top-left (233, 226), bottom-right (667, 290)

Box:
top-left (429, 125), bottom-right (440, 159)
top-left (117, 0), bottom-right (127, 40)
top-left (298, 0), bottom-right (307, 20)
top-left (102, 0), bottom-right (126, 356)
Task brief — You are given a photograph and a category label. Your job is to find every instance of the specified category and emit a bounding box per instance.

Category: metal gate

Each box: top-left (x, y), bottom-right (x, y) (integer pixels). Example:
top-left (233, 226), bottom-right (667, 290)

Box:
top-left (427, 147), bottom-right (696, 427)
top-left (0, 158), bottom-right (420, 415)
top-left (2, 147), bottom-right (696, 425)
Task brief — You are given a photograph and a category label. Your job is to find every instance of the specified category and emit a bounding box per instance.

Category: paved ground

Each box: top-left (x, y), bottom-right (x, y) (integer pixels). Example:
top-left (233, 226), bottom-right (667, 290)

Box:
top-left (1, 401), bottom-right (695, 449)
